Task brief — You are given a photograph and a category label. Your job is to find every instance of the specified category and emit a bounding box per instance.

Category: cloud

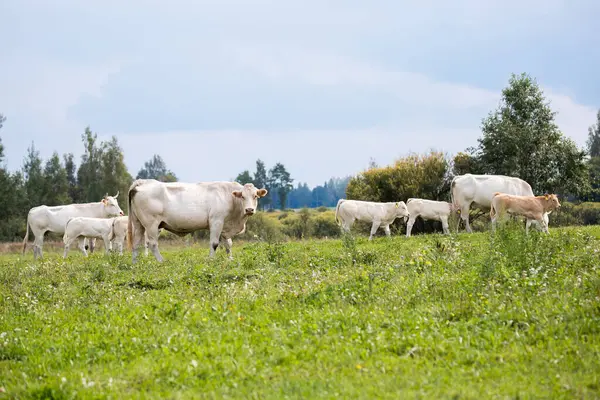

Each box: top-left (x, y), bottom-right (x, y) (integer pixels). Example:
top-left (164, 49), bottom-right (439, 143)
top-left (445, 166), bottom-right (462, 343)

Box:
top-left (0, 0), bottom-right (598, 187)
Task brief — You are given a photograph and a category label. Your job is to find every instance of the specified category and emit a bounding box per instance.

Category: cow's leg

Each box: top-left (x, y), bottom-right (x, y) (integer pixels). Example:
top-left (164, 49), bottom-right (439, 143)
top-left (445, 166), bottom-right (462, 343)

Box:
top-left (87, 238), bottom-right (96, 254)
top-left (118, 239), bottom-right (124, 256)
top-left (340, 217), bottom-right (353, 233)
top-left (63, 236), bottom-right (75, 258)
top-left (103, 235), bottom-right (112, 255)
top-left (144, 236), bottom-right (149, 257)
top-left (145, 223), bottom-right (164, 262)
top-left (406, 216), bottom-right (416, 237)
top-left (77, 237), bottom-right (89, 257)
top-left (32, 231), bottom-right (46, 260)
top-left (209, 220), bottom-right (225, 257)
top-left (441, 216), bottom-right (450, 235)
top-left (368, 221), bottom-right (380, 241)
top-left (221, 236), bottom-right (233, 260)
top-left (131, 218), bottom-right (146, 264)
top-left (459, 204), bottom-right (473, 233)
top-left (541, 217), bottom-right (550, 234)
top-left (383, 224), bottom-right (391, 238)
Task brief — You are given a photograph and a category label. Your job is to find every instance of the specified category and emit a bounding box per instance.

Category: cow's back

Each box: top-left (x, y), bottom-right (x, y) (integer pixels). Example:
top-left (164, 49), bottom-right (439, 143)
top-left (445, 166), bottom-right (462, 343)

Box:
top-left (459, 174), bottom-right (534, 208)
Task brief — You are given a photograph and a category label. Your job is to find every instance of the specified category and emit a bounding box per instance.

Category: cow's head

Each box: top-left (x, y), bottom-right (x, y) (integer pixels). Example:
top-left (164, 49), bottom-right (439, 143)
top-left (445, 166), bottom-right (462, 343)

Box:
top-left (101, 192), bottom-right (124, 217)
top-left (394, 201), bottom-right (410, 222)
top-left (543, 194), bottom-right (561, 211)
top-left (232, 184), bottom-right (268, 216)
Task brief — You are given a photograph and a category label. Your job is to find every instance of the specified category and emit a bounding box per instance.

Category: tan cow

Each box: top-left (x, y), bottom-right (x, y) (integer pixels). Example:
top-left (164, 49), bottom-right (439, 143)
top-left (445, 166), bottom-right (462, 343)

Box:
top-left (490, 192), bottom-right (561, 234)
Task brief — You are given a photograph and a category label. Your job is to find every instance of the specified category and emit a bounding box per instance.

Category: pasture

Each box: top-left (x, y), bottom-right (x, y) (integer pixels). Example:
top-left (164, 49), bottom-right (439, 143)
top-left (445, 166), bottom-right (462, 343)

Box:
top-left (1, 225), bottom-right (600, 398)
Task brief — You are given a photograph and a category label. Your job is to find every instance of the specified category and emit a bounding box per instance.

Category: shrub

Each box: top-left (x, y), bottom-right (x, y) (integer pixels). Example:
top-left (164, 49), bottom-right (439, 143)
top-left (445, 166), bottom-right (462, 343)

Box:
top-left (311, 215), bottom-right (340, 238)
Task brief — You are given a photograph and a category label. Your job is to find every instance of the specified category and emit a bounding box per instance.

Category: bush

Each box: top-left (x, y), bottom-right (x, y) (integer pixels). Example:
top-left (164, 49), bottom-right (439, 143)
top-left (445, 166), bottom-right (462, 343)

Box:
top-left (311, 215), bottom-right (340, 238)
top-left (316, 206), bottom-right (329, 213)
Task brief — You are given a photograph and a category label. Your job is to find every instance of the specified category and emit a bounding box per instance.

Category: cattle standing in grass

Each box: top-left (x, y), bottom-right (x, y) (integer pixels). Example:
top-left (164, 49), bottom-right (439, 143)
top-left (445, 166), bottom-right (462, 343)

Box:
top-left (334, 199), bottom-right (410, 240)
top-left (490, 193), bottom-right (561, 234)
top-left (63, 217), bottom-right (116, 257)
top-left (110, 215), bottom-right (156, 256)
top-left (451, 174), bottom-right (549, 233)
top-left (127, 179), bottom-right (268, 263)
top-left (405, 198), bottom-right (456, 237)
top-left (22, 193), bottom-right (124, 259)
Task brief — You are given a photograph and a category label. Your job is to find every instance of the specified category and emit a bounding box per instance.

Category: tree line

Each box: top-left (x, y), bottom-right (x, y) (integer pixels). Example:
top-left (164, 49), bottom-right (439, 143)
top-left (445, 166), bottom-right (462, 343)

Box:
top-left (1, 72), bottom-right (599, 241)
top-left (0, 121), bottom-right (348, 241)
top-left (234, 160), bottom-right (350, 211)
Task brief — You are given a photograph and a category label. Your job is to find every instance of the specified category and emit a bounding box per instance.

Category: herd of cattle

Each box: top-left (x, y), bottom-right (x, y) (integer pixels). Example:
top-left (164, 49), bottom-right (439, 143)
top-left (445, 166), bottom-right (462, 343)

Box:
top-left (20, 173), bottom-right (561, 263)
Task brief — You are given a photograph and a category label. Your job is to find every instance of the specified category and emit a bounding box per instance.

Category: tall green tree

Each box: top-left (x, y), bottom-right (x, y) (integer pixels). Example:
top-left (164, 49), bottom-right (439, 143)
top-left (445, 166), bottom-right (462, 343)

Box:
top-left (77, 127), bottom-right (104, 202)
top-left (136, 154), bottom-right (177, 182)
top-left (474, 72), bottom-right (588, 197)
top-left (586, 110), bottom-right (600, 158)
top-left (0, 115), bottom-right (27, 240)
top-left (22, 142), bottom-right (45, 209)
top-left (585, 109), bottom-right (600, 201)
top-left (43, 152), bottom-right (70, 205)
top-left (235, 170), bottom-right (253, 185)
top-left (268, 162), bottom-right (294, 210)
top-left (100, 136), bottom-right (133, 209)
top-left (253, 159), bottom-right (270, 210)
top-left (63, 153), bottom-right (82, 203)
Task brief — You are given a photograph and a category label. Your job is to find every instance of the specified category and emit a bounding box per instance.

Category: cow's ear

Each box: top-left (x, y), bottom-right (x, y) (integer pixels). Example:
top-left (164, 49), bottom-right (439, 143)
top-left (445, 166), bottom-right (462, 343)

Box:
top-left (232, 191), bottom-right (243, 198)
top-left (395, 202), bottom-right (399, 208)
top-left (101, 199), bottom-right (108, 205)
top-left (544, 194), bottom-right (549, 200)
top-left (257, 188), bottom-right (268, 197)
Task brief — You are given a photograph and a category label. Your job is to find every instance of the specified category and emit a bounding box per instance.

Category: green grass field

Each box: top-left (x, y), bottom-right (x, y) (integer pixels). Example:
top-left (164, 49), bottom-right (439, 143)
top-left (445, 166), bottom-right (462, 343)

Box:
top-left (1, 225), bottom-right (600, 399)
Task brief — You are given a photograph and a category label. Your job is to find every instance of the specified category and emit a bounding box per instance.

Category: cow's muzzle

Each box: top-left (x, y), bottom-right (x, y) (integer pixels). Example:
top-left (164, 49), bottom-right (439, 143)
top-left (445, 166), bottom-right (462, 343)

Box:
top-left (245, 208), bottom-right (255, 215)
top-left (120, 211), bottom-right (124, 216)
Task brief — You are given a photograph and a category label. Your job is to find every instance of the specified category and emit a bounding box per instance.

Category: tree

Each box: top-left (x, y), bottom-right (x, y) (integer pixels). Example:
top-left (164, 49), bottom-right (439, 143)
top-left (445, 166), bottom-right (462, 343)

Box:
top-left (136, 154), bottom-right (178, 182)
top-left (474, 72), bottom-right (588, 197)
top-left (586, 109), bottom-right (600, 158)
top-left (268, 162), bottom-right (294, 210)
top-left (63, 153), bottom-right (82, 203)
top-left (22, 142), bottom-right (45, 209)
top-left (235, 170), bottom-right (253, 185)
top-left (100, 136), bottom-right (133, 209)
top-left (253, 159), bottom-right (270, 210)
top-left (43, 152), bottom-right (70, 205)
top-left (77, 127), bottom-right (104, 202)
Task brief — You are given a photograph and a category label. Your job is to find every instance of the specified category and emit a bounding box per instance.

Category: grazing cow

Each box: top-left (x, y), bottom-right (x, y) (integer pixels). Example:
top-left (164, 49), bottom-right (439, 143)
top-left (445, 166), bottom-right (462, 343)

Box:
top-left (334, 199), bottom-right (410, 240)
top-left (22, 193), bottom-right (124, 259)
top-left (127, 179), bottom-right (268, 263)
top-left (110, 215), bottom-right (157, 256)
top-left (490, 193), bottom-right (561, 234)
top-left (405, 198), bottom-right (457, 237)
top-left (63, 217), bottom-right (115, 257)
top-left (451, 174), bottom-right (549, 233)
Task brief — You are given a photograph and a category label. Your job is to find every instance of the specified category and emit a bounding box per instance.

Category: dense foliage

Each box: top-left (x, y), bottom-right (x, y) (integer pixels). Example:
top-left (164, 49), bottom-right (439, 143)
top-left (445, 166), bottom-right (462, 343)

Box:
top-left (1, 226), bottom-right (599, 397)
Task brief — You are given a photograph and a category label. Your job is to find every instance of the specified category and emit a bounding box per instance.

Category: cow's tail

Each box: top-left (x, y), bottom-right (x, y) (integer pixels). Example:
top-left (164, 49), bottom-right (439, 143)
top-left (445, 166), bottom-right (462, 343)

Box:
top-left (127, 180), bottom-right (143, 250)
top-left (490, 200), bottom-right (497, 220)
top-left (62, 217), bottom-right (74, 243)
top-left (21, 212), bottom-right (31, 255)
top-left (450, 177), bottom-right (457, 209)
top-left (109, 217), bottom-right (118, 242)
top-left (334, 199), bottom-right (344, 225)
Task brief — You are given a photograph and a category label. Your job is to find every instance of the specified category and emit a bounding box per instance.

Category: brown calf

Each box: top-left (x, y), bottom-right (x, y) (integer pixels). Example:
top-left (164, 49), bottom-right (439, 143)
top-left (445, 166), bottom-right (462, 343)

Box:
top-left (490, 192), bottom-right (561, 234)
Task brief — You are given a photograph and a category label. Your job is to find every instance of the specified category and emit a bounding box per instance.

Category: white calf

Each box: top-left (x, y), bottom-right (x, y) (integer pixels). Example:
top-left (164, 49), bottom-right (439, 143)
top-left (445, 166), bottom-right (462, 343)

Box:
top-left (405, 198), bottom-right (456, 237)
top-left (63, 217), bottom-right (115, 258)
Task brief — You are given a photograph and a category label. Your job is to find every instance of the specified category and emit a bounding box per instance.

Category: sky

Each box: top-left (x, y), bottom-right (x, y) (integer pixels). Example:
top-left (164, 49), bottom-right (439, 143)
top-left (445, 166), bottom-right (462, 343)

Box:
top-left (1, 0), bottom-right (599, 188)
